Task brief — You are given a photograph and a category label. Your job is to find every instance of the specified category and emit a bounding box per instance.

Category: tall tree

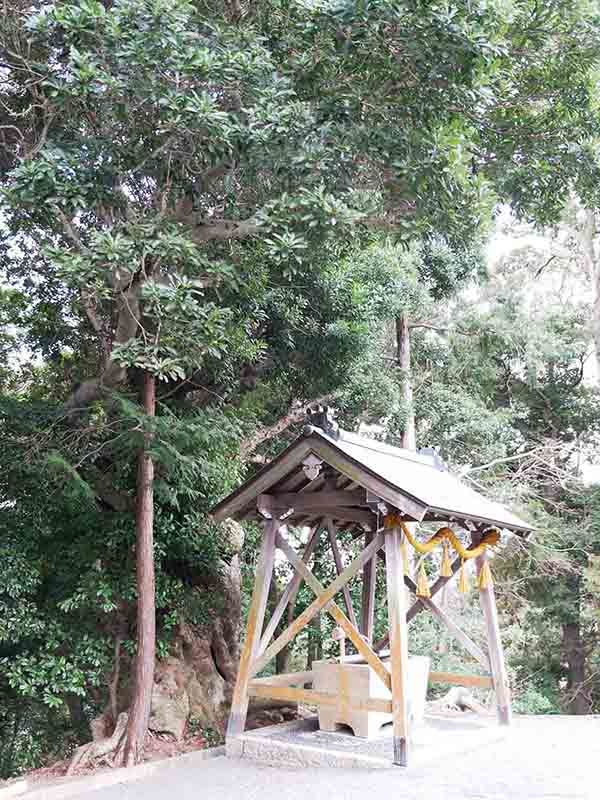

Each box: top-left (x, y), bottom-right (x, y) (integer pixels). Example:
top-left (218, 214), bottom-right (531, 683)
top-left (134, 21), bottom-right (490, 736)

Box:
top-left (2, 0), bottom-right (600, 768)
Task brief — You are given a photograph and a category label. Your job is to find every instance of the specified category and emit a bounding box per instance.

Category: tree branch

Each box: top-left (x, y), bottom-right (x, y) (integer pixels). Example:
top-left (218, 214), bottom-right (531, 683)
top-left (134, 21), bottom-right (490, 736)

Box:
top-left (238, 396), bottom-right (332, 460)
top-left (188, 217), bottom-right (260, 242)
top-left (409, 322), bottom-right (476, 336)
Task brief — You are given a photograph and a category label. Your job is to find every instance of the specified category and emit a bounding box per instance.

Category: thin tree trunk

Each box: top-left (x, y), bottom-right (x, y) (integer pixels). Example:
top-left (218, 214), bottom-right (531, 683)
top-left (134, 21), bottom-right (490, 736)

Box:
top-left (396, 314), bottom-right (417, 573)
top-left (122, 371), bottom-right (156, 766)
top-left (396, 314), bottom-right (416, 450)
top-left (578, 208), bottom-right (600, 382)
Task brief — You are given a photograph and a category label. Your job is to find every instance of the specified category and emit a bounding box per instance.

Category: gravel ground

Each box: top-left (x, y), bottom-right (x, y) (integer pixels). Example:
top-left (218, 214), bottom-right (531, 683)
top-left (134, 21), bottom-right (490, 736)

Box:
top-left (70, 716), bottom-right (600, 800)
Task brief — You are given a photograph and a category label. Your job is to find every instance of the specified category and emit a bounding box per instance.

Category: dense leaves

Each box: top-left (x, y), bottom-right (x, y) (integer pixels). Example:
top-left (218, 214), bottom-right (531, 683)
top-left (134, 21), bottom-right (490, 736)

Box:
top-left (2, 0), bottom-right (600, 778)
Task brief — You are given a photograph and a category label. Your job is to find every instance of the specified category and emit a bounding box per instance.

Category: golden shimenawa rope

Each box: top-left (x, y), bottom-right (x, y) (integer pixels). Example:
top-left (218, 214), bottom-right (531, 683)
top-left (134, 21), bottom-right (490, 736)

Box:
top-left (383, 513), bottom-right (501, 559)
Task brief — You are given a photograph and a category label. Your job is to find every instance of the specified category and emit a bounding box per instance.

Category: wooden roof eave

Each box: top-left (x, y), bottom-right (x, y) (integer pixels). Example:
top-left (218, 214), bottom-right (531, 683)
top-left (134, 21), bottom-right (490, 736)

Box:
top-left (423, 504), bottom-right (532, 536)
top-left (211, 430), bottom-right (532, 536)
top-left (211, 433), bottom-right (428, 524)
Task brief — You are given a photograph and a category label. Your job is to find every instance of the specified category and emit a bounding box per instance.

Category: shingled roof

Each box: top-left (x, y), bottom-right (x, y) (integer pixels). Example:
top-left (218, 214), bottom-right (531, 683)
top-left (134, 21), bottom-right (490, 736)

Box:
top-left (211, 425), bottom-right (533, 535)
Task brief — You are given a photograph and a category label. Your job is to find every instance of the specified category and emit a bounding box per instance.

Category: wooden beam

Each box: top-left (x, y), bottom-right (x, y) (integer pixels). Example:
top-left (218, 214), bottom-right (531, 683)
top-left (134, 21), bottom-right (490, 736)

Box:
top-left (247, 684), bottom-right (392, 715)
top-left (476, 547), bottom-right (512, 725)
top-left (264, 489), bottom-right (366, 511)
top-left (259, 522), bottom-right (322, 652)
top-left (249, 671), bottom-right (314, 687)
top-left (212, 439), bottom-right (313, 521)
top-left (406, 553), bottom-right (463, 622)
top-left (360, 531), bottom-right (377, 641)
top-left (276, 531), bottom-right (391, 691)
top-left (375, 544), bottom-right (474, 652)
top-left (326, 518), bottom-right (359, 629)
top-left (429, 671), bottom-right (493, 689)
top-left (384, 526), bottom-right (410, 767)
top-left (226, 517), bottom-right (278, 739)
top-left (403, 575), bottom-right (490, 671)
top-left (295, 507), bottom-right (376, 527)
top-left (252, 533), bottom-right (385, 677)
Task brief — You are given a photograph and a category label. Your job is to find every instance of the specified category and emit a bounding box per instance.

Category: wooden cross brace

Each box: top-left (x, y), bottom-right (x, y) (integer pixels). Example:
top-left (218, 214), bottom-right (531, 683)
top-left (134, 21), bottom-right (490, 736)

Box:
top-left (373, 550), bottom-right (491, 673)
top-left (251, 530), bottom-right (390, 690)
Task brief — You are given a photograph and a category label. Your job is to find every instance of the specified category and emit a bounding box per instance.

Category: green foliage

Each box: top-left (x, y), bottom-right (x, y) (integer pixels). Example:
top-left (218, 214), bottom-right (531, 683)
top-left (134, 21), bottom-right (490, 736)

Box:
top-left (1, 0), bottom-right (600, 779)
top-left (0, 392), bottom-right (244, 776)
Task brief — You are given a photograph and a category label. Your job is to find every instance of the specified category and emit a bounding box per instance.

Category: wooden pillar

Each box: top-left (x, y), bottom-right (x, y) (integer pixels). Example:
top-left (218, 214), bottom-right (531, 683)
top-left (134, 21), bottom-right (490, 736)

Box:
top-left (360, 530), bottom-right (377, 641)
top-left (384, 525), bottom-right (410, 766)
top-left (476, 548), bottom-right (512, 726)
top-left (226, 516), bottom-right (277, 743)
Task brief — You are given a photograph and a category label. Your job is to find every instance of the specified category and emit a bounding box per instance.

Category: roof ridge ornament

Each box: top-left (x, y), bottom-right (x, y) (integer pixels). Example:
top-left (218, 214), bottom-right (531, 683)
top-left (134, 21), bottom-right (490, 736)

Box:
top-left (417, 446), bottom-right (448, 472)
top-left (304, 404), bottom-right (340, 439)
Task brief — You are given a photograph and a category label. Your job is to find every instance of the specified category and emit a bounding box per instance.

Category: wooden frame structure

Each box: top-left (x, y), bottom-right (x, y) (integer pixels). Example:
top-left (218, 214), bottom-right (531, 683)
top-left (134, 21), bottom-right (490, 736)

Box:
top-left (212, 412), bottom-right (532, 767)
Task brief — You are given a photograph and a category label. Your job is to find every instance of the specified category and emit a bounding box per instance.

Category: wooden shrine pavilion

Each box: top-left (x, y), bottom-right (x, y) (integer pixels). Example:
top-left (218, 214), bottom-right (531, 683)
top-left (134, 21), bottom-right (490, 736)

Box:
top-left (211, 406), bottom-right (533, 767)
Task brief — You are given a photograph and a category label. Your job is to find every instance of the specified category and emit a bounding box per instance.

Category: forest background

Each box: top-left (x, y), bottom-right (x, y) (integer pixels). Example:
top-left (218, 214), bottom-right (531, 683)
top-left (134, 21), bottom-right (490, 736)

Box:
top-left (1, 0), bottom-right (600, 778)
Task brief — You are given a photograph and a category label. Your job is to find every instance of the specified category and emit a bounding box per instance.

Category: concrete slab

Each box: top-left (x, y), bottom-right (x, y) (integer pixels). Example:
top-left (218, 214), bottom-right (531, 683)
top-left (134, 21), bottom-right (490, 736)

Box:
top-left (44, 717), bottom-right (600, 800)
top-left (232, 712), bottom-right (506, 769)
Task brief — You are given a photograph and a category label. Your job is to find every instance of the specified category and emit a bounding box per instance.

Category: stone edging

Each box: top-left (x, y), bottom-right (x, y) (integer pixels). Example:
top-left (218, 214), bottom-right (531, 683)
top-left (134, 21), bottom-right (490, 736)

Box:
top-left (0, 746), bottom-right (225, 800)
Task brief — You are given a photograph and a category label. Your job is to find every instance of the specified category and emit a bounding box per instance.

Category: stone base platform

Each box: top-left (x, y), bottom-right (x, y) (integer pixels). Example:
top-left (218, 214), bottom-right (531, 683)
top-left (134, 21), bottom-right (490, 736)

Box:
top-left (227, 713), bottom-right (507, 770)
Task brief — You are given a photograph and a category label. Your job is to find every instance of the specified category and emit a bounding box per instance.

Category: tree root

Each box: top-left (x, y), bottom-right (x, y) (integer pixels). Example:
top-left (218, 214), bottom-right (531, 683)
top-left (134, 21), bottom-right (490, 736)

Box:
top-left (432, 687), bottom-right (489, 715)
top-left (67, 712), bottom-right (129, 775)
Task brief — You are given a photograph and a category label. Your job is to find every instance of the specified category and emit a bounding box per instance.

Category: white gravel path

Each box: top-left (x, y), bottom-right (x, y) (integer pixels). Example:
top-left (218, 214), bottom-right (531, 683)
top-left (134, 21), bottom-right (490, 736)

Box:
top-left (64, 716), bottom-right (600, 800)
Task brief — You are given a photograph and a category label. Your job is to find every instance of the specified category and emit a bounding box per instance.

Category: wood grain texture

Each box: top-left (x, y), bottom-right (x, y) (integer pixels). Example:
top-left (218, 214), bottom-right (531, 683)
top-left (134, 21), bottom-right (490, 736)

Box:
top-left (305, 438), bottom-right (427, 522)
top-left (249, 671), bottom-right (314, 687)
top-left (274, 532), bottom-right (391, 691)
top-left (266, 489), bottom-right (366, 510)
top-left (360, 531), bottom-right (377, 641)
top-left (429, 671), bottom-right (493, 688)
top-left (326, 518), bottom-right (359, 629)
top-left (476, 548), bottom-right (512, 725)
top-left (250, 533), bottom-right (384, 680)
top-left (226, 517), bottom-right (277, 739)
top-left (384, 526), bottom-right (410, 767)
top-left (403, 575), bottom-right (491, 671)
top-left (259, 522), bottom-right (322, 652)
top-left (247, 684), bottom-right (393, 715)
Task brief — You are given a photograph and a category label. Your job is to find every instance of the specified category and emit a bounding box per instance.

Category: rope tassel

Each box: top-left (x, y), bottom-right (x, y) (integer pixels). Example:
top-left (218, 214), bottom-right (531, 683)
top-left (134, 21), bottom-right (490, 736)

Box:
top-left (458, 560), bottom-right (469, 594)
top-left (441, 540), bottom-right (453, 578)
top-left (416, 563), bottom-right (431, 598)
top-left (478, 561), bottom-right (494, 590)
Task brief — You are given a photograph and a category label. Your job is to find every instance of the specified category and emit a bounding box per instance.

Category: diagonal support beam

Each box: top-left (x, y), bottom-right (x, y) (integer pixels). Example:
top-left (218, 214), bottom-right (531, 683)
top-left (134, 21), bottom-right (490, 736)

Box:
top-left (259, 521), bottom-right (322, 652)
top-left (227, 517), bottom-right (277, 739)
top-left (374, 552), bottom-right (464, 652)
top-left (276, 531), bottom-right (391, 691)
top-left (406, 554), bottom-right (463, 622)
top-left (251, 532), bottom-right (385, 679)
top-left (326, 517), bottom-right (358, 630)
top-left (477, 547), bottom-right (512, 725)
top-left (403, 575), bottom-right (490, 671)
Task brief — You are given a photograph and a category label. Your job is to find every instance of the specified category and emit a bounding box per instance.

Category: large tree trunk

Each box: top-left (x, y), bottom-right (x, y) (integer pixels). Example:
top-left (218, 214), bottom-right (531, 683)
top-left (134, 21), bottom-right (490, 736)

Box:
top-left (121, 371), bottom-right (157, 765)
top-left (562, 619), bottom-right (591, 715)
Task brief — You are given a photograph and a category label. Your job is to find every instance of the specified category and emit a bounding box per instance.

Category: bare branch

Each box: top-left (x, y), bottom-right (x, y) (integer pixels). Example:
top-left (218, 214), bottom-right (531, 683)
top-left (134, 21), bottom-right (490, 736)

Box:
top-left (238, 396), bottom-right (333, 460)
top-left (409, 322), bottom-right (476, 336)
top-left (535, 254), bottom-right (556, 278)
